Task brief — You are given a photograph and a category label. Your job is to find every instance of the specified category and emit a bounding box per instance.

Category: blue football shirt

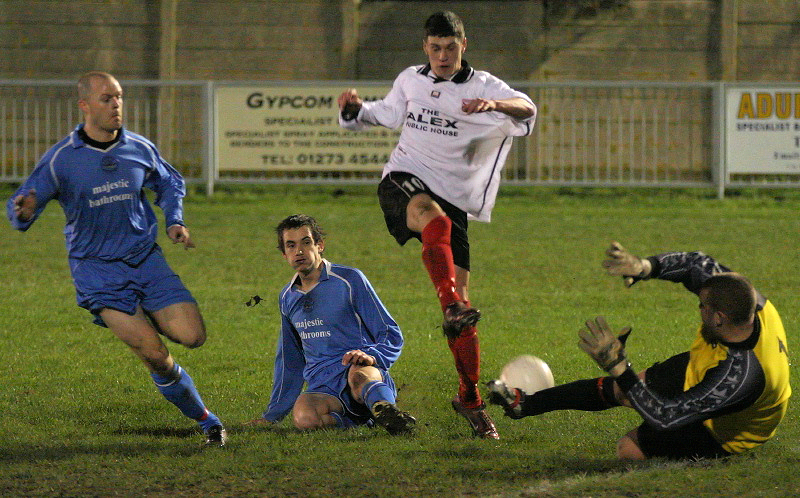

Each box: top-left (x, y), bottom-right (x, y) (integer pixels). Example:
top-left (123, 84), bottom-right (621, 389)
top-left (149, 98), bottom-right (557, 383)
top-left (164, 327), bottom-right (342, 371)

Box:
top-left (7, 124), bottom-right (186, 265)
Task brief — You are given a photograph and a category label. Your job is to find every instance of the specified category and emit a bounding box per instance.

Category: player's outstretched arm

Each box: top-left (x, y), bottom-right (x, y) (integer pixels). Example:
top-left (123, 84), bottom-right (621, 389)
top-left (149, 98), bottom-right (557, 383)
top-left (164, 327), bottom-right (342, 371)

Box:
top-left (168, 224), bottom-right (195, 249)
top-left (461, 97), bottom-right (535, 119)
top-left (602, 241), bottom-right (652, 287)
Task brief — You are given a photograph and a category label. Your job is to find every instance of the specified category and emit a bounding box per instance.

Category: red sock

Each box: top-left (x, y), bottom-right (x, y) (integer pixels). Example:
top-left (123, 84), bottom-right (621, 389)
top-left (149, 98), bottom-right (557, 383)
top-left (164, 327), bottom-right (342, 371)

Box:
top-left (421, 216), bottom-right (460, 311)
top-left (448, 325), bottom-right (482, 408)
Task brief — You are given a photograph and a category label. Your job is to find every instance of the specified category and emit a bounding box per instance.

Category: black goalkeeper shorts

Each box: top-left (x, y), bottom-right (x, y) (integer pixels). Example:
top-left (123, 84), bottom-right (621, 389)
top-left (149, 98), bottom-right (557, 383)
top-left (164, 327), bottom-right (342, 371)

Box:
top-left (377, 171), bottom-right (470, 271)
top-left (637, 352), bottom-right (731, 460)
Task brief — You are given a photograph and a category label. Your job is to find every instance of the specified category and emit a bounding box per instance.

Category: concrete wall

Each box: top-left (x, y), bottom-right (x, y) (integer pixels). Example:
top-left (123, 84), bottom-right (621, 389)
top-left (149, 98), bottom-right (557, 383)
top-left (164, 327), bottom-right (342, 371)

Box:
top-left (1, 2), bottom-right (159, 80)
top-left (1, 0), bottom-right (798, 82)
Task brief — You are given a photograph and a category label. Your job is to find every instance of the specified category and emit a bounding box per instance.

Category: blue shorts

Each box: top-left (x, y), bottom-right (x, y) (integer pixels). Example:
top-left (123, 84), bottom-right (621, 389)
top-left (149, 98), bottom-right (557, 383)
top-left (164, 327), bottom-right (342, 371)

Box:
top-left (305, 361), bottom-right (397, 426)
top-left (69, 246), bottom-right (196, 327)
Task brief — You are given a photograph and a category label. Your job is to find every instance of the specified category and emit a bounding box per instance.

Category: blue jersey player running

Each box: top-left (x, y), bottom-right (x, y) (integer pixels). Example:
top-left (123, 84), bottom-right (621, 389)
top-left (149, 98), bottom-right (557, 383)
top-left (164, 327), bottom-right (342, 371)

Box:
top-left (7, 71), bottom-right (226, 447)
top-left (248, 215), bottom-right (416, 434)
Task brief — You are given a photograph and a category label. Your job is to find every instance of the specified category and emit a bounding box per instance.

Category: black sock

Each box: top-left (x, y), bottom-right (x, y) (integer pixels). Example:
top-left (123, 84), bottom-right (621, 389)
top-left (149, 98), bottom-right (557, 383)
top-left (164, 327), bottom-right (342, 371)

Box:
top-left (520, 377), bottom-right (620, 416)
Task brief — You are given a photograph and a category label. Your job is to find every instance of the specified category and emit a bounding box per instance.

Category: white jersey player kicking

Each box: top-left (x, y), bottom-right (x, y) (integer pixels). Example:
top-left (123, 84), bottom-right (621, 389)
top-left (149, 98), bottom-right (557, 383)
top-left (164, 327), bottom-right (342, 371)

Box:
top-left (337, 11), bottom-right (536, 440)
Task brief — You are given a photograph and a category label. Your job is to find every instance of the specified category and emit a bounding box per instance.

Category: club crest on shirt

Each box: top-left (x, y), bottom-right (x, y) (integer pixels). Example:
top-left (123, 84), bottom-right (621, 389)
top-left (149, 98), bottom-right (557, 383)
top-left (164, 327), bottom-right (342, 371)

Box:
top-left (303, 296), bottom-right (314, 312)
top-left (101, 155), bottom-right (118, 171)
top-left (431, 90), bottom-right (441, 98)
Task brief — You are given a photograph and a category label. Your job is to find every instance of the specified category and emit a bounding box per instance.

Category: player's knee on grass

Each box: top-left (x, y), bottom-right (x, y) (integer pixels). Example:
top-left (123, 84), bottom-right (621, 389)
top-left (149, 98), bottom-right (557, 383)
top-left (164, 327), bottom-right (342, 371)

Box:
top-left (616, 431), bottom-right (647, 460)
top-left (292, 408), bottom-right (328, 430)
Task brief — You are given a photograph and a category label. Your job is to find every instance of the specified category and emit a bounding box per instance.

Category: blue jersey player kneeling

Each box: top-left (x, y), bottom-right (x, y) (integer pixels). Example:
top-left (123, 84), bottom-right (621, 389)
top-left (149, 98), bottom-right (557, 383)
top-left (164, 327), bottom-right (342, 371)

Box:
top-left (7, 71), bottom-right (226, 447)
top-left (249, 215), bottom-right (416, 434)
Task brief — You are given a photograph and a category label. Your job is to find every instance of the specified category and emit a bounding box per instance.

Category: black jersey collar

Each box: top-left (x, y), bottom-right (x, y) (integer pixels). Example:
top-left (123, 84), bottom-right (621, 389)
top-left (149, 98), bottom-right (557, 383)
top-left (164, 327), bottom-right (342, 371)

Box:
top-left (75, 124), bottom-right (123, 150)
top-left (418, 60), bottom-right (474, 84)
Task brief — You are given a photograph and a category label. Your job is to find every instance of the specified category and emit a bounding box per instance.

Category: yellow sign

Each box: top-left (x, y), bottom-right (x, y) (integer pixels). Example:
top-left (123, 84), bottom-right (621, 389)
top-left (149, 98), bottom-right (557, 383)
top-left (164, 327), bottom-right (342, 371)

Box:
top-left (214, 85), bottom-right (399, 172)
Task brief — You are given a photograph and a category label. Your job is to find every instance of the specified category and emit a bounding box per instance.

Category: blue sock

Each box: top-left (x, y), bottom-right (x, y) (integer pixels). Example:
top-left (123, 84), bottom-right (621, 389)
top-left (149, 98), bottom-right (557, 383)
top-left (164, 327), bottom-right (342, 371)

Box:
top-left (329, 411), bottom-right (358, 429)
top-left (151, 363), bottom-right (221, 431)
top-left (361, 380), bottom-right (396, 409)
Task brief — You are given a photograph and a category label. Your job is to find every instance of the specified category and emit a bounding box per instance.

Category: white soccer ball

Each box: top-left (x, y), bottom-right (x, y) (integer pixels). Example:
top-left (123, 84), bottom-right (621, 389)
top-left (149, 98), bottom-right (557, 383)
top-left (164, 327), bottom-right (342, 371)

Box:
top-left (499, 355), bottom-right (555, 395)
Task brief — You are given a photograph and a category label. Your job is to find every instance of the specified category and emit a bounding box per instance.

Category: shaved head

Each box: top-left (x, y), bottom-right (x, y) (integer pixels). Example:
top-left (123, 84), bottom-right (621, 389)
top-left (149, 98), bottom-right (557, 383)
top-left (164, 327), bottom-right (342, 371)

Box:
top-left (77, 71), bottom-right (117, 100)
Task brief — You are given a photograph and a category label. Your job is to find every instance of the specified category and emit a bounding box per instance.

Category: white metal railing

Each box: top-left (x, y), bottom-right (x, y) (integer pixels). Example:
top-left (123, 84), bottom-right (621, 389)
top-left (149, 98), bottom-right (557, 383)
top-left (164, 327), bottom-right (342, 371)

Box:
top-left (2, 79), bottom-right (798, 196)
top-left (515, 82), bottom-right (718, 188)
top-left (0, 80), bottom-right (210, 185)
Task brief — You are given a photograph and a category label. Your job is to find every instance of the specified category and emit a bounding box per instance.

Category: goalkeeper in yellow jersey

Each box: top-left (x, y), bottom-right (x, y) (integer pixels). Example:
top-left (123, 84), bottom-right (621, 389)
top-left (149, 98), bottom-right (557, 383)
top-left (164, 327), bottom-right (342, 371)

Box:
top-left (488, 242), bottom-right (791, 460)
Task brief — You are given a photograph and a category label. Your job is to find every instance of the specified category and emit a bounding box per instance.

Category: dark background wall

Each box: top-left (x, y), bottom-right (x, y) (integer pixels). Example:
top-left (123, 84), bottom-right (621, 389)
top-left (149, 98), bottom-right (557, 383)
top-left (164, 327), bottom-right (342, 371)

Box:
top-left (2, 1), bottom-right (798, 82)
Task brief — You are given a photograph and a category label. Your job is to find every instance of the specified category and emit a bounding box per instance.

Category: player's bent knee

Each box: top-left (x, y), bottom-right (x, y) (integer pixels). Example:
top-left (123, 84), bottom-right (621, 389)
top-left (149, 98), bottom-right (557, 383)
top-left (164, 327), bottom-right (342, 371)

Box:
top-left (173, 317), bottom-right (206, 348)
top-left (347, 365), bottom-right (381, 402)
top-left (151, 302), bottom-right (207, 348)
top-left (183, 331), bottom-right (206, 349)
top-left (407, 194), bottom-right (444, 231)
top-left (347, 366), bottom-right (374, 385)
top-left (612, 382), bottom-right (632, 407)
top-left (616, 433), bottom-right (647, 460)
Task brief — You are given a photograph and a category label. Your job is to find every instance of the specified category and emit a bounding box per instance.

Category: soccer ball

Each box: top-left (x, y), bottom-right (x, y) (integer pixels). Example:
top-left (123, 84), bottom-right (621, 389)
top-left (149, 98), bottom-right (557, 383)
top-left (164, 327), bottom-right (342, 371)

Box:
top-left (499, 355), bottom-right (555, 394)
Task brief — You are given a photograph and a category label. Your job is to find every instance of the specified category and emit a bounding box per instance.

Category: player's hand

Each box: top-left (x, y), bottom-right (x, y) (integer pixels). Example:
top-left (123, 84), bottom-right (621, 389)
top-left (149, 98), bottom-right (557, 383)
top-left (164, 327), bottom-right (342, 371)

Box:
top-left (337, 88), bottom-right (362, 120)
top-left (461, 98), bottom-right (496, 114)
top-left (342, 349), bottom-right (376, 366)
top-left (602, 241), bottom-right (651, 287)
top-left (168, 224), bottom-right (195, 249)
top-left (578, 316), bottom-right (631, 377)
top-left (13, 189), bottom-right (37, 222)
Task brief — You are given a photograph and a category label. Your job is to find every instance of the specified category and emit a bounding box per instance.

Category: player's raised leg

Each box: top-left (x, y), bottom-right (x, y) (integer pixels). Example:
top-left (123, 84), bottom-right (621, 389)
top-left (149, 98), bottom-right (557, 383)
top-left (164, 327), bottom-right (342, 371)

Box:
top-left (407, 194), bottom-right (495, 438)
top-left (410, 195), bottom-right (481, 334)
top-left (410, 199), bottom-right (495, 438)
top-left (101, 305), bottom-right (226, 446)
top-left (487, 376), bottom-right (624, 419)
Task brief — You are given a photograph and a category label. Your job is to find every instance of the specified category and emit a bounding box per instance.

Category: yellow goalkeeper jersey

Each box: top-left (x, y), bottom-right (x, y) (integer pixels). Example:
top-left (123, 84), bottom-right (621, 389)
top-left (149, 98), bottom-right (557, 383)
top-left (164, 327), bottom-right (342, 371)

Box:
top-left (685, 300), bottom-right (791, 453)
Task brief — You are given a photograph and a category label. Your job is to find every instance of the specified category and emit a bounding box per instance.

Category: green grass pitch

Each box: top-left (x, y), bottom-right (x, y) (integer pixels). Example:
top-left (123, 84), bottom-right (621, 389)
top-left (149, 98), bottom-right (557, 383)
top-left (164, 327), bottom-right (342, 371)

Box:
top-left (1, 185), bottom-right (798, 496)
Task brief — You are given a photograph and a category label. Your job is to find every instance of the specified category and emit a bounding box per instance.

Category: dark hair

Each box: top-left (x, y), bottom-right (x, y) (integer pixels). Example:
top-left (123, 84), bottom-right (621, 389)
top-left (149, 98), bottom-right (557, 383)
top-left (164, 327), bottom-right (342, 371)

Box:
top-left (424, 11), bottom-right (465, 39)
top-left (699, 272), bottom-right (757, 325)
top-left (275, 214), bottom-right (325, 253)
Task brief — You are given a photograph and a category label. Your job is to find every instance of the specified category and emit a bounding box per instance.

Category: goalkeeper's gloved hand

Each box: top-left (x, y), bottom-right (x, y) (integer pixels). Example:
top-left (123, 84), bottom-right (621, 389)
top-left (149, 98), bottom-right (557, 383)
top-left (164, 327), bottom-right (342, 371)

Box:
top-left (578, 316), bottom-right (631, 377)
top-left (601, 241), bottom-right (652, 288)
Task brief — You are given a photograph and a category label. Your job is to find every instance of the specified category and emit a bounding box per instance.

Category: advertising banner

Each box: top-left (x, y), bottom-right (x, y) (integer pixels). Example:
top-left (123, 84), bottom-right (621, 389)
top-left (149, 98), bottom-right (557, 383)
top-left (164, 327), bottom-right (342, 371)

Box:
top-left (726, 86), bottom-right (800, 174)
top-left (215, 85), bottom-right (398, 172)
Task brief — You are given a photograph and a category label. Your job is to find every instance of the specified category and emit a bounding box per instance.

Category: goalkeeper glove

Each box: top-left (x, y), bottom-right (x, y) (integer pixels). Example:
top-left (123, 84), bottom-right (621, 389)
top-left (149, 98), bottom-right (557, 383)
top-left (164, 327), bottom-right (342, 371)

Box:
top-left (578, 316), bottom-right (631, 377)
top-left (602, 241), bottom-right (652, 288)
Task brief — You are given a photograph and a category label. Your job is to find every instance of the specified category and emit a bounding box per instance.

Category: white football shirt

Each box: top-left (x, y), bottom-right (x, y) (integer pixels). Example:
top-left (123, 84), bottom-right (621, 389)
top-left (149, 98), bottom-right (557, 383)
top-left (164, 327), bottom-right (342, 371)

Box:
top-left (340, 62), bottom-right (536, 221)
